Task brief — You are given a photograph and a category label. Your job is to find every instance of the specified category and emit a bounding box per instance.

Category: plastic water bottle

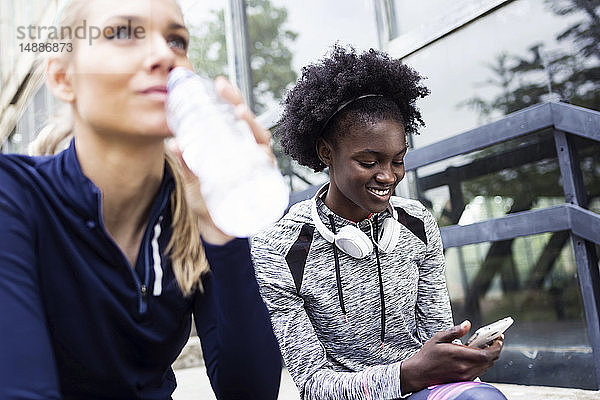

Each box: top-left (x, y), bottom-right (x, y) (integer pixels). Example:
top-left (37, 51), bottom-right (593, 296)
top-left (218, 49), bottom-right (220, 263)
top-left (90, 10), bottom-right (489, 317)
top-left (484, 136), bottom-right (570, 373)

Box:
top-left (166, 67), bottom-right (289, 237)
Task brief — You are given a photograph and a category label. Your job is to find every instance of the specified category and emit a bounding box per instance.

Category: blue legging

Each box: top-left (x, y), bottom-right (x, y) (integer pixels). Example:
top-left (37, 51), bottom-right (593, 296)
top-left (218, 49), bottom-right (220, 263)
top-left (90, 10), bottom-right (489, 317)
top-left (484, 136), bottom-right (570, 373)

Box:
top-left (406, 382), bottom-right (507, 400)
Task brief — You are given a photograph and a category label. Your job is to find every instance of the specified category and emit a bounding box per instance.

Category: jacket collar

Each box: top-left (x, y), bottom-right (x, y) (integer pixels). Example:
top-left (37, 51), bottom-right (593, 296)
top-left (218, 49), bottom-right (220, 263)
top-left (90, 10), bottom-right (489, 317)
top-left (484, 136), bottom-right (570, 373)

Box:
top-left (315, 193), bottom-right (393, 231)
top-left (51, 139), bottom-right (175, 221)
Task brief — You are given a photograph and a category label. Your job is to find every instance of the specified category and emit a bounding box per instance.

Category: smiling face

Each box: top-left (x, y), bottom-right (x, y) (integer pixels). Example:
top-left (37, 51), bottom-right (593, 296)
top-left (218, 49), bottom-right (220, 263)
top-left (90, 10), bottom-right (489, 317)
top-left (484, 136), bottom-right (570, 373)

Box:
top-left (56, 0), bottom-right (191, 141)
top-left (317, 118), bottom-right (407, 222)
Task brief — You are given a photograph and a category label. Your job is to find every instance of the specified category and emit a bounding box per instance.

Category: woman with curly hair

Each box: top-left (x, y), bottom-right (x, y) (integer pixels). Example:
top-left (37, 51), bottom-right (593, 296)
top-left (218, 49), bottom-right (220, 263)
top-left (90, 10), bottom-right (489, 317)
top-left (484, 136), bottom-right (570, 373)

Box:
top-left (252, 45), bottom-right (507, 400)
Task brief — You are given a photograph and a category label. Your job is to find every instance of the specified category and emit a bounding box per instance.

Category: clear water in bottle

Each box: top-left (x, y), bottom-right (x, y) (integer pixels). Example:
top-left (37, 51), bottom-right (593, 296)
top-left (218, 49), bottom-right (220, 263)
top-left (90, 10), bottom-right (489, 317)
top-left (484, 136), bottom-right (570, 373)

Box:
top-left (166, 67), bottom-right (289, 237)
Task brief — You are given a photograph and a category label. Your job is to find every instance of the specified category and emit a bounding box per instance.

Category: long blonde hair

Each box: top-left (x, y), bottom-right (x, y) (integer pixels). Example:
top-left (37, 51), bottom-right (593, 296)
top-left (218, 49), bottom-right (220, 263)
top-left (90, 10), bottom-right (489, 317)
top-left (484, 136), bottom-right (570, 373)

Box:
top-left (31, 0), bottom-right (209, 295)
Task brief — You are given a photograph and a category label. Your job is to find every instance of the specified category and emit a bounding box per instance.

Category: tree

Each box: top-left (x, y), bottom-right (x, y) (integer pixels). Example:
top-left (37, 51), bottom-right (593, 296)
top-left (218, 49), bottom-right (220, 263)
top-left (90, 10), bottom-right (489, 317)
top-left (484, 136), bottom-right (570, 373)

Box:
top-left (187, 0), bottom-right (298, 114)
top-left (461, 0), bottom-right (600, 116)
top-left (549, 0), bottom-right (600, 60)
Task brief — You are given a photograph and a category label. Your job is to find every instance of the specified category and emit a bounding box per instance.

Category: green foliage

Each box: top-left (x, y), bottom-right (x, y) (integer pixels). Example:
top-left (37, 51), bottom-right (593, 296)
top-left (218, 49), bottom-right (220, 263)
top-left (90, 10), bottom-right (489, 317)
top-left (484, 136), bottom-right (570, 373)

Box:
top-left (187, 9), bottom-right (229, 79)
top-left (187, 0), bottom-right (298, 113)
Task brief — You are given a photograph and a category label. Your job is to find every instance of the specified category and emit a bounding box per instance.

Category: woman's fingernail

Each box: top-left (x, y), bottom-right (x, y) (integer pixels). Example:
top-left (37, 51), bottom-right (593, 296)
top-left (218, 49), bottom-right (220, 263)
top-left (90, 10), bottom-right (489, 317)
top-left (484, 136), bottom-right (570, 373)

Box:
top-left (461, 320), bottom-right (469, 329)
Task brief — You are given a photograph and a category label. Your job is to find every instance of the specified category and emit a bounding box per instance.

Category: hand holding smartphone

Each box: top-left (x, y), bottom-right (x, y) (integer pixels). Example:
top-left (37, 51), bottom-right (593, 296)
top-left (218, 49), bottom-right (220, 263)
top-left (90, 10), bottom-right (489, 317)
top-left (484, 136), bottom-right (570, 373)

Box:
top-left (465, 317), bottom-right (514, 348)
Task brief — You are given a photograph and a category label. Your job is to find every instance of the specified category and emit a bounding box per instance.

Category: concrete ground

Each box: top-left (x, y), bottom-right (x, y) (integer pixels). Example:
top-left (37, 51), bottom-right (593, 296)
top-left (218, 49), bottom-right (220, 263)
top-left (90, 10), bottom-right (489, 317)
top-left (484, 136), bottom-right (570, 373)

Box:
top-left (173, 365), bottom-right (600, 400)
top-left (172, 336), bottom-right (600, 399)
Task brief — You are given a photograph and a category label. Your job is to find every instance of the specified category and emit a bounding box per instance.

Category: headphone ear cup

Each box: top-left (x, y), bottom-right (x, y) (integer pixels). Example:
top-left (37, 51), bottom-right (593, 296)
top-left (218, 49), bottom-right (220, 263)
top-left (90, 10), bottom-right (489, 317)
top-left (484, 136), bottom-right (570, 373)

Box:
top-left (378, 218), bottom-right (401, 253)
top-left (335, 225), bottom-right (373, 258)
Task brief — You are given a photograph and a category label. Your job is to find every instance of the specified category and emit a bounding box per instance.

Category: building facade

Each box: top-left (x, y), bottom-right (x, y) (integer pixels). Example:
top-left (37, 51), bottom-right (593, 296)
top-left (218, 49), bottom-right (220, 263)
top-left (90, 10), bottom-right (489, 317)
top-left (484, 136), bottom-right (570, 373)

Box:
top-left (0, 0), bottom-right (61, 153)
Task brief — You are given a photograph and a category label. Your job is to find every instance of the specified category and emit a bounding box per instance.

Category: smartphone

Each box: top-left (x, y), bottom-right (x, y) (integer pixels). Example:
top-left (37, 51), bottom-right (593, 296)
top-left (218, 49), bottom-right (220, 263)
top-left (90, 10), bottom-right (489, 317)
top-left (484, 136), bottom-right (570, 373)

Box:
top-left (465, 317), bottom-right (514, 348)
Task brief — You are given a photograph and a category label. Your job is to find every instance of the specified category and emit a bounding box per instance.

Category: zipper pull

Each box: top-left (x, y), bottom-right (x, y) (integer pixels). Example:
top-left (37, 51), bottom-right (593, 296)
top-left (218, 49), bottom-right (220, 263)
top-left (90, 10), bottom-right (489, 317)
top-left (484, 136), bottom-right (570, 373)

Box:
top-left (141, 284), bottom-right (148, 299)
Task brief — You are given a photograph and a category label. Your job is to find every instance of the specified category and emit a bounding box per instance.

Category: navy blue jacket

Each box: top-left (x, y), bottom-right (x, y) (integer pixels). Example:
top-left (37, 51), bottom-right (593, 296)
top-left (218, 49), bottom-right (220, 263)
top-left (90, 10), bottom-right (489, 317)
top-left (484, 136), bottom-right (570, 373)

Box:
top-left (0, 141), bottom-right (281, 399)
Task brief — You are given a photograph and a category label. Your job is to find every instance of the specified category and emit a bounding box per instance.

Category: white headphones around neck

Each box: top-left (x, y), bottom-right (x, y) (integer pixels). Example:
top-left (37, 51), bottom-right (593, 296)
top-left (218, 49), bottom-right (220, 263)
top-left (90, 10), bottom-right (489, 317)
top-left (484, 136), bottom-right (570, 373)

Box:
top-left (311, 184), bottom-right (401, 259)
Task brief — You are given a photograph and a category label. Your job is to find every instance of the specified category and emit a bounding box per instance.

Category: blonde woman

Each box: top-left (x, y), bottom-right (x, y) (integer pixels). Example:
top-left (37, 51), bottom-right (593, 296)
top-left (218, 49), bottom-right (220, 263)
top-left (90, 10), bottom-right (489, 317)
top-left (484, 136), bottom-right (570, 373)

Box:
top-left (0, 0), bottom-right (281, 398)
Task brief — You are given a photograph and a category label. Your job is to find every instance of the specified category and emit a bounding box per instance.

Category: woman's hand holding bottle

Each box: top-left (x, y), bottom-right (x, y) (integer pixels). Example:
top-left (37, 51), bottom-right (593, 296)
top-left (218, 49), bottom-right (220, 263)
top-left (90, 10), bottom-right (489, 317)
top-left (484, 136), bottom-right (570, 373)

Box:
top-left (167, 76), bottom-right (280, 245)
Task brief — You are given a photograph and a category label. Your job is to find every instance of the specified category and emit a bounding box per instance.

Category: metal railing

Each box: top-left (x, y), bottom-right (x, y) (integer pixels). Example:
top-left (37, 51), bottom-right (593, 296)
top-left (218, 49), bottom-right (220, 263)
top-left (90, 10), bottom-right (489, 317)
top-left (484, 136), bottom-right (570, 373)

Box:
top-left (404, 101), bottom-right (600, 388)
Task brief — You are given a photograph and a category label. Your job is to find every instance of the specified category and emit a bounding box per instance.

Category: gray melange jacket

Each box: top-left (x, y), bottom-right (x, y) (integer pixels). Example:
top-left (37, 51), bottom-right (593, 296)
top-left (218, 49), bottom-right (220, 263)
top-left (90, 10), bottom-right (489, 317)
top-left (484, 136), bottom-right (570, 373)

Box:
top-left (251, 195), bottom-right (453, 400)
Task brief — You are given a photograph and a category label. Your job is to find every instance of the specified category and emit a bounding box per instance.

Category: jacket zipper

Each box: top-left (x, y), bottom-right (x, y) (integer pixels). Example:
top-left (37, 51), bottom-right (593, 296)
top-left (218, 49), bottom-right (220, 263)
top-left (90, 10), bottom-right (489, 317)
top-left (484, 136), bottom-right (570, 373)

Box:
top-left (137, 213), bottom-right (164, 314)
top-left (94, 190), bottom-right (164, 315)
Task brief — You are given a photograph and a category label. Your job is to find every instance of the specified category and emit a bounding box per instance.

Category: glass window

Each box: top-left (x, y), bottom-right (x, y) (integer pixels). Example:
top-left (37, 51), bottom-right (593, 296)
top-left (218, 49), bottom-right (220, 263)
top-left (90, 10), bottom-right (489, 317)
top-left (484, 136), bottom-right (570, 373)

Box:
top-left (0, 42), bottom-right (3, 94)
top-left (1, 128), bottom-right (16, 153)
top-left (446, 233), bottom-right (597, 389)
top-left (182, 0), bottom-right (378, 112)
top-left (178, 0), bottom-right (229, 77)
top-left (402, 121), bottom-right (599, 390)
top-left (11, 75), bottom-right (71, 155)
top-left (13, 88), bottom-right (36, 154)
top-left (388, 0), bottom-right (510, 56)
top-left (270, 0), bottom-right (379, 72)
top-left (392, 0), bottom-right (599, 149)
top-left (577, 138), bottom-right (600, 215)
top-left (411, 130), bottom-right (563, 226)
top-left (181, 0), bottom-right (380, 192)
top-left (268, 0), bottom-right (380, 191)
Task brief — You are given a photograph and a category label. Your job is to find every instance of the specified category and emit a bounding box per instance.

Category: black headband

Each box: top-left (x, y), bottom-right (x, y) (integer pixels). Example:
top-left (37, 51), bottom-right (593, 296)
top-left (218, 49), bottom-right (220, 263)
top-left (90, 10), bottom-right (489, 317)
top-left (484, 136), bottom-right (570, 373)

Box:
top-left (318, 94), bottom-right (384, 136)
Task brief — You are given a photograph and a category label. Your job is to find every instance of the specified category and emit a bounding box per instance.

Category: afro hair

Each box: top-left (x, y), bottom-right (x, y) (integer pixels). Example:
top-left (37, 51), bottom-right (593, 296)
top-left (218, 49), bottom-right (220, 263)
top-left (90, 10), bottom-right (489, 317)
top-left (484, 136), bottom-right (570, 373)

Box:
top-left (276, 44), bottom-right (430, 172)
